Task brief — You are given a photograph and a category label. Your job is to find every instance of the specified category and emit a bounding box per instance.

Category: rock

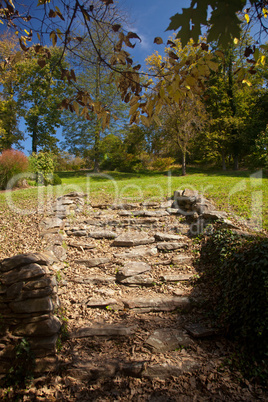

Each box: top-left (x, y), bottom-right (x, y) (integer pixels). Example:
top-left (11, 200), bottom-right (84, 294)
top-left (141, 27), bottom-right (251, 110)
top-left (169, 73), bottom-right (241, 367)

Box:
top-left (0, 253), bottom-right (50, 272)
top-left (118, 210), bottom-right (133, 216)
top-left (145, 328), bottom-right (193, 352)
top-left (120, 275), bottom-right (155, 287)
top-left (160, 200), bottom-right (173, 209)
top-left (88, 231), bottom-right (117, 239)
top-left (40, 217), bottom-right (64, 230)
top-left (50, 245), bottom-right (67, 262)
top-left (157, 242), bottom-right (186, 251)
top-left (114, 246), bottom-right (158, 259)
top-left (85, 298), bottom-right (119, 308)
top-left (160, 274), bottom-right (193, 282)
top-left (166, 208), bottom-right (182, 215)
top-left (2, 263), bottom-right (50, 285)
top-left (9, 296), bottom-right (54, 314)
top-left (184, 322), bottom-right (219, 338)
top-left (111, 203), bottom-right (139, 210)
top-left (154, 232), bottom-right (185, 241)
top-left (75, 258), bottom-right (110, 267)
top-left (123, 296), bottom-right (190, 312)
top-left (68, 242), bottom-right (96, 250)
top-left (202, 210), bottom-right (227, 220)
top-left (72, 275), bottom-right (115, 284)
top-left (69, 230), bottom-right (87, 237)
top-left (116, 262), bottom-right (151, 280)
top-left (144, 210), bottom-right (169, 217)
top-left (172, 255), bottom-right (192, 265)
top-left (142, 358), bottom-right (199, 379)
top-left (14, 316), bottom-right (62, 336)
top-left (112, 233), bottom-right (155, 247)
top-left (70, 325), bottom-right (136, 338)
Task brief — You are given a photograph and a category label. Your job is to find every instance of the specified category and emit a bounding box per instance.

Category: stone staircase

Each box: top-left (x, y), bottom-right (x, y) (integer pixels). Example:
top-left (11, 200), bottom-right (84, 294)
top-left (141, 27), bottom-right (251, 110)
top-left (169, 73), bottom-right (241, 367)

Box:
top-left (44, 195), bottom-right (225, 390)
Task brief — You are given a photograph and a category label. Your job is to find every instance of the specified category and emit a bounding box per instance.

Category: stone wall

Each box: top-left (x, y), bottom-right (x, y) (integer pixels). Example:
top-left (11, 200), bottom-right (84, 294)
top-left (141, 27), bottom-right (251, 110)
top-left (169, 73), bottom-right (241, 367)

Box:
top-left (0, 252), bottom-right (61, 379)
top-left (0, 192), bottom-right (87, 381)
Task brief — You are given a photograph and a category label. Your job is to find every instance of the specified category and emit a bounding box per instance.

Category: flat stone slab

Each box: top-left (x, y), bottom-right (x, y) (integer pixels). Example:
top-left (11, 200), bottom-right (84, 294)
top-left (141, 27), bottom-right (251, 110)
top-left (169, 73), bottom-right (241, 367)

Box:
top-left (75, 258), bottom-right (110, 267)
top-left (85, 298), bottom-right (119, 308)
top-left (112, 233), bottom-right (155, 247)
top-left (2, 263), bottom-right (50, 285)
top-left (117, 262), bottom-right (151, 280)
top-left (160, 274), bottom-right (193, 282)
top-left (120, 275), bottom-right (155, 287)
top-left (72, 275), bottom-right (115, 284)
top-left (157, 242), bottom-right (186, 251)
top-left (172, 255), bottom-right (192, 265)
top-left (69, 230), bottom-right (87, 237)
top-left (68, 242), bottom-right (96, 250)
top-left (70, 325), bottom-right (136, 338)
top-left (40, 217), bottom-right (64, 230)
top-left (88, 231), bottom-right (117, 239)
top-left (154, 232), bottom-right (185, 241)
top-left (202, 210), bottom-right (227, 220)
top-left (114, 246), bottom-right (158, 259)
top-left (144, 210), bottom-right (169, 217)
top-left (145, 328), bottom-right (193, 352)
top-left (123, 296), bottom-right (190, 311)
top-left (184, 322), bottom-right (219, 338)
top-left (142, 358), bottom-right (200, 379)
top-left (0, 253), bottom-right (50, 272)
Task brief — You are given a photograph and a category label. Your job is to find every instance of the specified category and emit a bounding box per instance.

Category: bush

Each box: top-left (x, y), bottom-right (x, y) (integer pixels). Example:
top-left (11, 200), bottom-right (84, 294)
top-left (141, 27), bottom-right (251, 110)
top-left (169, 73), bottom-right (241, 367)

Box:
top-left (199, 228), bottom-right (268, 381)
top-left (29, 152), bottom-right (55, 185)
top-left (52, 173), bottom-right (62, 186)
top-left (151, 157), bottom-right (175, 171)
top-left (0, 149), bottom-right (29, 189)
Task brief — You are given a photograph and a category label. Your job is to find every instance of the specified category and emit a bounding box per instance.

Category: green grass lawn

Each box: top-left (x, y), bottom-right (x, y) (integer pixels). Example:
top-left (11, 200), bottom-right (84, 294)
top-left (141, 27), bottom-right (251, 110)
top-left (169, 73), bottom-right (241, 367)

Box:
top-left (0, 167), bottom-right (267, 231)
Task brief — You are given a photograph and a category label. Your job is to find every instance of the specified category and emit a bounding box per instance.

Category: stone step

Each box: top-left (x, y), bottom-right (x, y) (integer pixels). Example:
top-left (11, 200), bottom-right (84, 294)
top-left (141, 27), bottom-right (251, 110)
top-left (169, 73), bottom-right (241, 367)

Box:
top-left (70, 324), bottom-right (136, 338)
top-left (67, 355), bottom-right (199, 381)
top-left (112, 233), bottom-right (155, 247)
top-left (122, 295), bottom-right (191, 312)
top-left (160, 274), bottom-right (193, 282)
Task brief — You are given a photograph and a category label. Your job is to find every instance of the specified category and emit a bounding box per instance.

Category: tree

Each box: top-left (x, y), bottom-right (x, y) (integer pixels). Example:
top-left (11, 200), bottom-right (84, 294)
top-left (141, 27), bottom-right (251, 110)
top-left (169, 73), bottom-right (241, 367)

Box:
top-left (15, 46), bottom-right (69, 153)
top-left (145, 37), bottom-right (209, 175)
top-left (61, 2), bottom-right (129, 171)
top-left (167, 1), bottom-right (268, 48)
top-left (0, 33), bottom-right (24, 151)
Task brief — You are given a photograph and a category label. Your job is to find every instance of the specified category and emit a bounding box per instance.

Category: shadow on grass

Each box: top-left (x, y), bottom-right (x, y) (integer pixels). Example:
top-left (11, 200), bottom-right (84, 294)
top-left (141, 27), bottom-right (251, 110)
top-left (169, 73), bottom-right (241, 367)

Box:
top-left (56, 170), bottom-right (169, 181)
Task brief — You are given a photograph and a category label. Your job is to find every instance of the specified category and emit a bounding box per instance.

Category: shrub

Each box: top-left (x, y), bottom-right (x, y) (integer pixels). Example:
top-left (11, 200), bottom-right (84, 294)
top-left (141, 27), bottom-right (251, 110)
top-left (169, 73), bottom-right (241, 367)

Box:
top-left (199, 228), bottom-right (268, 381)
top-left (29, 152), bottom-right (55, 185)
top-left (0, 149), bottom-right (29, 189)
top-left (52, 173), bottom-right (62, 186)
top-left (151, 157), bottom-right (175, 171)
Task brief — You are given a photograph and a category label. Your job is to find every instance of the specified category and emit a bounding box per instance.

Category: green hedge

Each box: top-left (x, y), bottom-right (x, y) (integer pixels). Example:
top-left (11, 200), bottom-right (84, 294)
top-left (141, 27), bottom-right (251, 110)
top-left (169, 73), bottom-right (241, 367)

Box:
top-left (199, 228), bottom-right (268, 381)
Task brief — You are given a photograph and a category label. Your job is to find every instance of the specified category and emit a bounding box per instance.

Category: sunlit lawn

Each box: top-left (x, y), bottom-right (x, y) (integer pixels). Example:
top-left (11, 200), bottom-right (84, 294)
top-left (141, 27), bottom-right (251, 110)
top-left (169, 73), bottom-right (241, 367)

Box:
top-left (0, 167), bottom-right (267, 231)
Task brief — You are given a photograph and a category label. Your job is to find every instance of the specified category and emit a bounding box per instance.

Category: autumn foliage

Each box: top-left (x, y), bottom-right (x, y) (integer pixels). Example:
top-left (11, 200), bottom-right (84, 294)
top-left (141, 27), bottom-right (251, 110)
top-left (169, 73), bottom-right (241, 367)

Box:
top-left (0, 149), bottom-right (29, 189)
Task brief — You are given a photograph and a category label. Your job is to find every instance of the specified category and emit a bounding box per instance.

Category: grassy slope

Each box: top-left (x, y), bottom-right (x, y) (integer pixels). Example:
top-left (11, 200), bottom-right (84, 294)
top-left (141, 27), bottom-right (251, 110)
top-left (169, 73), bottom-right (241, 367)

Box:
top-left (0, 168), bottom-right (267, 231)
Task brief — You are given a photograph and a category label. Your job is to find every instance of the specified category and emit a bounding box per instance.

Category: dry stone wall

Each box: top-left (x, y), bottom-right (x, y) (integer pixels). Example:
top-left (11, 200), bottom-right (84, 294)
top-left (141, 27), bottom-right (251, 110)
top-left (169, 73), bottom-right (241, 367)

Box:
top-left (0, 193), bottom-right (87, 381)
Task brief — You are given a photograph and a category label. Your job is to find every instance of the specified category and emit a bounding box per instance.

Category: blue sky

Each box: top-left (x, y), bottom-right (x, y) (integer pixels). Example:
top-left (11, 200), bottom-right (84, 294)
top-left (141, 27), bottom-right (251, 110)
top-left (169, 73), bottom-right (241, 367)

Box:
top-left (5, 0), bottom-right (191, 153)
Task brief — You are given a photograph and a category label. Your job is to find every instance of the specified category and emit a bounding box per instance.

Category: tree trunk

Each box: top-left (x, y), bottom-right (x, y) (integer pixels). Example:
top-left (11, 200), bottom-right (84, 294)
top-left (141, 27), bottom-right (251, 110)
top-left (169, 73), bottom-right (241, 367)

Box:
top-left (182, 152), bottom-right (186, 176)
top-left (32, 129), bottom-right (37, 153)
top-left (233, 153), bottom-right (239, 170)
top-left (93, 123), bottom-right (101, 173)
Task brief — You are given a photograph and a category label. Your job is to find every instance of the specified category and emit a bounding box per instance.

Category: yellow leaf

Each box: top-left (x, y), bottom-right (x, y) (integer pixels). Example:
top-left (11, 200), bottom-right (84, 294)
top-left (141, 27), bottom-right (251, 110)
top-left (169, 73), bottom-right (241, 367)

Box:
top-left (72, 101), bottom-right (80, 116)
top-left (0, 20), bottom-right (3, 25)
top-left (260, 55), bottom-right (266, 66)
top-left (263, 8), bottom-right (268, 18)
top-left (245, 13), bottom-right (250, 23)
top-left (140, 114), bottom-right (150, 127)
top-left (24, 29), bottom-right (30, 35)
top-left (242, 79), bottom-right (252, 86)
top-left (129, 103), bottom-right (139, 116)
top-left (37, 33), bottom-right (41, 41)
top-left (153, 114), bottom-right (162, 126)
top-left (233, 37), bottom-right (239, 45)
